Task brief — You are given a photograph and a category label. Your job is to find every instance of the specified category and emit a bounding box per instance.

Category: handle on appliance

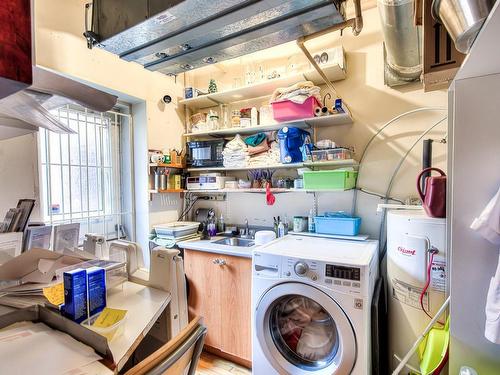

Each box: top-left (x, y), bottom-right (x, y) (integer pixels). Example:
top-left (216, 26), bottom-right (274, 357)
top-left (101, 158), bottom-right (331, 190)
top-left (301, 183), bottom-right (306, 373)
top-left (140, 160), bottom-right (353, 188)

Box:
top-left (416, 167), bottom-right (446, 201)
top-left (254, 265), bottom-right (278, 272)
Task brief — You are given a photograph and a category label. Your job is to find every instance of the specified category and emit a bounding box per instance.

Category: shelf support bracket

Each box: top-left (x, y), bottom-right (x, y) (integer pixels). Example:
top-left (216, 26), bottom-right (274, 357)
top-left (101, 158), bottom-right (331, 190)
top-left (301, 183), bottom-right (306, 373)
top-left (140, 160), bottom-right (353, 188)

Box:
top-left (296, 0), bottom-right (363, 98)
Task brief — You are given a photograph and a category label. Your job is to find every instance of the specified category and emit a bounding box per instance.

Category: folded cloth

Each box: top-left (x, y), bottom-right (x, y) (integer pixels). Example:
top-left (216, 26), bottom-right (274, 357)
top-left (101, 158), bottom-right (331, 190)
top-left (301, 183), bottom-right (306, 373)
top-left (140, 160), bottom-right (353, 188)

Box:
top-left (247, 141), bottom-right (281, 166)
top-left (248, 139), bottom-right (269, 156)
top-left (245, 132), bottom-right (266, 146)
top-left (270, 81), bottom-right (322, 105)
top-left (470, 186), bottom-right (500, 344)
top-left (223, 134), bottom-right (249, 167)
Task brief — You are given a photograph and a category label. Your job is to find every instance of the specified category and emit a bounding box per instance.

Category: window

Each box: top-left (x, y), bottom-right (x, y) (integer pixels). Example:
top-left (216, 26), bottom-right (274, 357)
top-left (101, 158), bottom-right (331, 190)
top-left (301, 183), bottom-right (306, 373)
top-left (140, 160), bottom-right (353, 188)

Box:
top-left (39, 105), bottom-right (134, 243)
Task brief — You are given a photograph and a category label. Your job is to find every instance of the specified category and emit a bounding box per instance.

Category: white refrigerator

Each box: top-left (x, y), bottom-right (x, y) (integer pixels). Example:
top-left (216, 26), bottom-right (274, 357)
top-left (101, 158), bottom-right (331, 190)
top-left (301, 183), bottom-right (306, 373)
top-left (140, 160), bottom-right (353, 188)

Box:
top-left (448, 1), bottom-right (500, 372)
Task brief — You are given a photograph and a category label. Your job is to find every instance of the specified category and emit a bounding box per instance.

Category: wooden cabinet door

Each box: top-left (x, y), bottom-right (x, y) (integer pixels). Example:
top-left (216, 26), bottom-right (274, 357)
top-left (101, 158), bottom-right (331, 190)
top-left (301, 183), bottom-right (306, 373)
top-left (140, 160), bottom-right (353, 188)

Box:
top-left (184, 249), bottom-right (222, 348)
top-left (0, 0), bottom-right (32, 99)
top-left (219, 255), bottom-right (252, 362)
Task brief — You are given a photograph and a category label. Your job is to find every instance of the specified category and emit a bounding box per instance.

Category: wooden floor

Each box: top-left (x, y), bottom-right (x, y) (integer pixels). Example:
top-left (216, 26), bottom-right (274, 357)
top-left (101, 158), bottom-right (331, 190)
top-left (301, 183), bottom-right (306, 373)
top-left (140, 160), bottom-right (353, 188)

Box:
top-left (196, 352), bottom-right (251, 375)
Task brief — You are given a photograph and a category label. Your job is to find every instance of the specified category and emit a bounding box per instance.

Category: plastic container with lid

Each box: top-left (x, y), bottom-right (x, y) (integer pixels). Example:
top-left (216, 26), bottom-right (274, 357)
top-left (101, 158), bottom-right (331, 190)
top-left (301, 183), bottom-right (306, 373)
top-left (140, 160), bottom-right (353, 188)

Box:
top-left (311, 148), bottom-right (352, 162)
top-left (302, 170), bottom-right (357, 190)
top-left (314, 212), bottom-right (361, 236)
top-left (272, 96), bottom-right (320, 122)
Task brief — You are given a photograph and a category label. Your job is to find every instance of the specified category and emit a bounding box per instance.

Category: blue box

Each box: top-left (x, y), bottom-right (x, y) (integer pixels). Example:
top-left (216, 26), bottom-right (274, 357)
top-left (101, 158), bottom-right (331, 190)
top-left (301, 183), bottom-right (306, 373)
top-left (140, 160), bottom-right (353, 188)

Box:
top-left (63, 268), bottom-right (88, 323)
top-left (86, 266), bottom-right (106, 317)
top-left (314, 215), bottom-right (361, 236)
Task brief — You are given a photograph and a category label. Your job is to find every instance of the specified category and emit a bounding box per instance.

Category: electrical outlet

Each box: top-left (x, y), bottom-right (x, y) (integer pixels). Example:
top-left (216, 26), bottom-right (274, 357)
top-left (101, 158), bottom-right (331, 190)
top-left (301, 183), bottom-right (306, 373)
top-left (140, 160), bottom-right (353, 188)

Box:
top-left (207, 194), bottom-right (226, 201)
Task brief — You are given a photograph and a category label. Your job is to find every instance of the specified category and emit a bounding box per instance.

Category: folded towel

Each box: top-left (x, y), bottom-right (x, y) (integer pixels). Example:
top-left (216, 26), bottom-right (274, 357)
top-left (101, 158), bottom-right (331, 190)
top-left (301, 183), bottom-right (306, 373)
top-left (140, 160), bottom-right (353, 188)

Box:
top-left (245, 132), bottom-right (267, 146)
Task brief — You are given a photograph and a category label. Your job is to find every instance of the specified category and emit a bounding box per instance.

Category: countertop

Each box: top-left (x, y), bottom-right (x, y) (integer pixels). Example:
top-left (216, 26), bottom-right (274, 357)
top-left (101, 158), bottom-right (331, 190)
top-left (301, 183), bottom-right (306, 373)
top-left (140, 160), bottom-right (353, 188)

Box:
top-left (177, 236), bottom-right (255, 258)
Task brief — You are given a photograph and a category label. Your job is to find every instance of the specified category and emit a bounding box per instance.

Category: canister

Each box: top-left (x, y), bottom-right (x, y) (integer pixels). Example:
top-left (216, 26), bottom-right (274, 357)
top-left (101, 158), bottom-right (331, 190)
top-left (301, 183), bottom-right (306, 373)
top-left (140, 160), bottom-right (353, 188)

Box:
top-left (293, 216), bottom-right (308, 232)
top-left (160, 174), bottom-right (167, 190)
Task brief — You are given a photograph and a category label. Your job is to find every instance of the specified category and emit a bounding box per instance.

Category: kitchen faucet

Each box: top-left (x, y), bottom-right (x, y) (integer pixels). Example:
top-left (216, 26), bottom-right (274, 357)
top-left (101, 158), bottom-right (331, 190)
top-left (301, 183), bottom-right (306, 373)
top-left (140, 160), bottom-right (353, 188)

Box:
top-left (239, 218), bottom-right (254, 239)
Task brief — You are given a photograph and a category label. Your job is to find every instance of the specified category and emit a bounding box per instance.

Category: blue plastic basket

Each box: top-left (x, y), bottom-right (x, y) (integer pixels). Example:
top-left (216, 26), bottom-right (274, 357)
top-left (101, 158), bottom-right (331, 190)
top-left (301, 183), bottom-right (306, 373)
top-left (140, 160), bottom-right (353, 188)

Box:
top-left (314, 214), bottom-right (361, 236)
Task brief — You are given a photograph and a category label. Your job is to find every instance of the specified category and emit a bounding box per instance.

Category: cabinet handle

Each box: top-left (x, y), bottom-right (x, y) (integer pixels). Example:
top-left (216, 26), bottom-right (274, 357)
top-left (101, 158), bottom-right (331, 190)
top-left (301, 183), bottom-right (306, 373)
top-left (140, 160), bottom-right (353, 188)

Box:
top-left (212, 258), bottom-right (226, 266)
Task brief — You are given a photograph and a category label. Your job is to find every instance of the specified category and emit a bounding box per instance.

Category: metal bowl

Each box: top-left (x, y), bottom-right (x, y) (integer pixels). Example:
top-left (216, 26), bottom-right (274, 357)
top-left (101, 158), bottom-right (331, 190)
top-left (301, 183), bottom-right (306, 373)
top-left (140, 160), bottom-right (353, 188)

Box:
top-left (432, 0), bottom-right (495, 53)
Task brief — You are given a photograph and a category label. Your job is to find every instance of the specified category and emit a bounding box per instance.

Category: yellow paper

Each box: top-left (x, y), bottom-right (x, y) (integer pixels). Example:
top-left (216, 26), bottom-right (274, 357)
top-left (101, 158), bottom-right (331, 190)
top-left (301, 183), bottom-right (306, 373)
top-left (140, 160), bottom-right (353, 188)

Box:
top-left (42, 283), bottom-right (64, 306)
top-left (92, 307), bottom-right (127, 328)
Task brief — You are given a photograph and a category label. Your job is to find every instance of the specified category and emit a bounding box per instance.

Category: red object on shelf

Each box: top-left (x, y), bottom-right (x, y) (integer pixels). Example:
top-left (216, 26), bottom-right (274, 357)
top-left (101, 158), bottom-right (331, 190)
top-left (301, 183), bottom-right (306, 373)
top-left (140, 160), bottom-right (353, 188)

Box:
top-left (271, 96), bottom-right (321, 122)
top-left (0, 0), bottom-right (32, 98)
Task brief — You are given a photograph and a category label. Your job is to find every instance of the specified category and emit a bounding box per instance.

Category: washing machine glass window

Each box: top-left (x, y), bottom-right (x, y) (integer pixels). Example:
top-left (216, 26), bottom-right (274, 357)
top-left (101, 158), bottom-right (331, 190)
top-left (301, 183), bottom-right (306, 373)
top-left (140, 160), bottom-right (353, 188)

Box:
top-left (269, 295), bottom-right (339, 370)
top-left (255, 282), bottom-right (356, 375)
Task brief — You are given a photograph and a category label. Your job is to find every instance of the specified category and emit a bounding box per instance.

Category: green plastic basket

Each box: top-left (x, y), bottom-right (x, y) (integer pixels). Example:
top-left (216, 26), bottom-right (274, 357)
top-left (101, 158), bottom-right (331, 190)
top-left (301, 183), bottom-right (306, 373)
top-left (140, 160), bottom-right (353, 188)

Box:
top-left (302, 170), bottom-right (358, 190)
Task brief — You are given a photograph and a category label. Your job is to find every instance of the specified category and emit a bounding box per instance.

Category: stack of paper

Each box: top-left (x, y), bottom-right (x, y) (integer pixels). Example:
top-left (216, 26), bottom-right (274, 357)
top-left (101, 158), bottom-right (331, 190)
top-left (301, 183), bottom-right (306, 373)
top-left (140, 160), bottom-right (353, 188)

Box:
top-left (0, 322), bottom-right (101, 374)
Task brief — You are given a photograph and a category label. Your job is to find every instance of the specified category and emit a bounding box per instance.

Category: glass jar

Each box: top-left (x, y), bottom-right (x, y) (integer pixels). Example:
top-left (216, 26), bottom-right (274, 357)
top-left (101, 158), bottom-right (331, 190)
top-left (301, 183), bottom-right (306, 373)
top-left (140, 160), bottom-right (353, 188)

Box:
top-left (231, 110), bottom-right (241, 127)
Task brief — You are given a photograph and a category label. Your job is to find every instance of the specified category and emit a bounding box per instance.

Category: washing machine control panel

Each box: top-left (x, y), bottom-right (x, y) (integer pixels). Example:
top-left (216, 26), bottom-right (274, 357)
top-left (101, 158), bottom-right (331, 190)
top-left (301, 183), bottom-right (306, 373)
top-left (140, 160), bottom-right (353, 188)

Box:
top-left (282, 257), bottom-right (367, 295)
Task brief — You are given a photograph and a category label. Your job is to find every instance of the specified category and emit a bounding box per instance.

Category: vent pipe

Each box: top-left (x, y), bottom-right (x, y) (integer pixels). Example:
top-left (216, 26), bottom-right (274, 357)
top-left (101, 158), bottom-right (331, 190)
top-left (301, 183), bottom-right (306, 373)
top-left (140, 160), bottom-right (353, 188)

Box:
top-left (378, 0), bottom-right (422, 84)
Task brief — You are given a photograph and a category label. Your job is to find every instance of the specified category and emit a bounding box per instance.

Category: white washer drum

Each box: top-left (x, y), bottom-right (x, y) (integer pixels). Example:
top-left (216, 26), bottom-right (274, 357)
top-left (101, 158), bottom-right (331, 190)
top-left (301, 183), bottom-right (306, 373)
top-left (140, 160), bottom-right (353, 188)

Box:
top-left (255, 282), bottom-right (357, 374)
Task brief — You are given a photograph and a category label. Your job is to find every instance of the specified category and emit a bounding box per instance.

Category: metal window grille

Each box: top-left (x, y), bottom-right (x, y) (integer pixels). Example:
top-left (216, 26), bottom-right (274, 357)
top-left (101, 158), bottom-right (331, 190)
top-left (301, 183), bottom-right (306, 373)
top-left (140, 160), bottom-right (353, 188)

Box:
top-left (39, 105), bottom-right (133, 243)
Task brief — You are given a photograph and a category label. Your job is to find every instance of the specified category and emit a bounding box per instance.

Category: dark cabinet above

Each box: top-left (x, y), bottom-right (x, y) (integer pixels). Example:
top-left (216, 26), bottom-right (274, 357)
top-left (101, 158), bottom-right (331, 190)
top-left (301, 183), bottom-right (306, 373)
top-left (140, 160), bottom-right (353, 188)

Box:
top-left (86, 0), bottom-right (347, 75)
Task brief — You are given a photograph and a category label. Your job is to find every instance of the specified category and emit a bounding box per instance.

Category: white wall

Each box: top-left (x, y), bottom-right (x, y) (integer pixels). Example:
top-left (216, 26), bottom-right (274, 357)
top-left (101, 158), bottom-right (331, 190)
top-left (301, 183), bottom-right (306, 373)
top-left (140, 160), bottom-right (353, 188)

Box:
top-left (0, 134), bottom-right (40, 219)
top-left (185, 8), bottom-right (448, 238)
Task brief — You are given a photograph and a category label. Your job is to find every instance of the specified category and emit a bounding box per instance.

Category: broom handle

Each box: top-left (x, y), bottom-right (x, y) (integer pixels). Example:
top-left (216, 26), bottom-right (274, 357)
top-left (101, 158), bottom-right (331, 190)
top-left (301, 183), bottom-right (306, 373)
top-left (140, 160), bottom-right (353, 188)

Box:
top-left (392, 296), bottom-right (451, 375)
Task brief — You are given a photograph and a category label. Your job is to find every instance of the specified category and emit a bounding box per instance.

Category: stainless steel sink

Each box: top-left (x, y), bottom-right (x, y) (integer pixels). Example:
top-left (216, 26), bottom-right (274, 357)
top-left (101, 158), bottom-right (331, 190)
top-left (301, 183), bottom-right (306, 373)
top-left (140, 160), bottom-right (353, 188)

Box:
top-left (212, 237), bottom-right (255, 247)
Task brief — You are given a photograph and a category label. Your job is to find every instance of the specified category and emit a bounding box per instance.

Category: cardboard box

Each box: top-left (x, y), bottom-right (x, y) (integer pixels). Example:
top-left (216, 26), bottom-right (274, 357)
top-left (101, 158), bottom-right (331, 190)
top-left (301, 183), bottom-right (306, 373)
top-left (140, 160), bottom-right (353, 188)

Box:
top-left (87, 266), bottom-right (106, 317)
top-left (63, 268), bottom-right (88, 323)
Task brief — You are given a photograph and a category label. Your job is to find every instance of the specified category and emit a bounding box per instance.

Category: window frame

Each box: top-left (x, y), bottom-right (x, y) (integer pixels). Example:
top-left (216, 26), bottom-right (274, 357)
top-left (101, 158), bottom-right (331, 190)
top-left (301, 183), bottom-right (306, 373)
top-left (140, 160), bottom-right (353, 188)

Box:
top-left (37, 104), bottom-right (135, 243)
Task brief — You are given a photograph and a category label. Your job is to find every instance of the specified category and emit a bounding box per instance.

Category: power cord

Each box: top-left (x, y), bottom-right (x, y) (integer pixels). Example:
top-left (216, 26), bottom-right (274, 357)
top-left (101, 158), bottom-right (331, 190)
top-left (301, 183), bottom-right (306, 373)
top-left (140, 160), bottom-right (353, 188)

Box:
top-left (420, 247), bottom-right (445, 325)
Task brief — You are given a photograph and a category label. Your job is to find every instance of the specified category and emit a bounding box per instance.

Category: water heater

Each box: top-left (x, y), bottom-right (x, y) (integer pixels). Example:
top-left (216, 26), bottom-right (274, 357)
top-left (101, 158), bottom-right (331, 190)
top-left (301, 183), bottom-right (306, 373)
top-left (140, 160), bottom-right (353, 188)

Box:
top-left (387, 210), bottom-right (447, 373)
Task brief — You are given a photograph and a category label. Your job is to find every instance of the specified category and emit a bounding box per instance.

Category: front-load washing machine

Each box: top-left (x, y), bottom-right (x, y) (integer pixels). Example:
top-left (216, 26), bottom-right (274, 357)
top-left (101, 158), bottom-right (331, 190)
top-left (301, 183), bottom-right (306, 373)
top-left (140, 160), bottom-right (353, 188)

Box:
top-left (252, 235), bottom-right (378, 374)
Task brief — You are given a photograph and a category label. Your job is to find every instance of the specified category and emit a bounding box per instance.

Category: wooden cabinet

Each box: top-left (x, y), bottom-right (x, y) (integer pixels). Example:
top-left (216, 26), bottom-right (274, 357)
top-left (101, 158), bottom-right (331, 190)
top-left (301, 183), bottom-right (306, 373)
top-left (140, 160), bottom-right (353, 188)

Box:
top-left (184, 249), bottom-right (252, 365)
top-left (0, 0), bottom-right (32, 99)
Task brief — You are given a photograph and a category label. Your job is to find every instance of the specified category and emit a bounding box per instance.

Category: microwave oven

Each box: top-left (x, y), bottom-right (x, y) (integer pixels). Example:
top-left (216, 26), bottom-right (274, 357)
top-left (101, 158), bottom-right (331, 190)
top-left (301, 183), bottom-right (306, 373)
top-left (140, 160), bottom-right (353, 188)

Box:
top-left (186, 140), bottom-right (225, 167)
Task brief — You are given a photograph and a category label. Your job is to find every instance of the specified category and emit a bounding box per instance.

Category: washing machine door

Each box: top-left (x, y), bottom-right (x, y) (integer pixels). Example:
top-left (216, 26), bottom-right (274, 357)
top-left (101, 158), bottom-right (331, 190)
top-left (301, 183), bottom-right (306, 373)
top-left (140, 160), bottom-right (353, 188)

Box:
top-left (255, 282), bottom-right (356, 374)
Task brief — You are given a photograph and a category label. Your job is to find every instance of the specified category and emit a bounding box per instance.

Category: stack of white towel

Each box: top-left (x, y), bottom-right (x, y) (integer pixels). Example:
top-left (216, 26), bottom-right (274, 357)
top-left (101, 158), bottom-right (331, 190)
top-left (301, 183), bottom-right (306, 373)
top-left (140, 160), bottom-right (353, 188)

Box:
top-left (247, 141), bottom-right (281, 166)
top-left (223, 135), bottom-right (249, 168)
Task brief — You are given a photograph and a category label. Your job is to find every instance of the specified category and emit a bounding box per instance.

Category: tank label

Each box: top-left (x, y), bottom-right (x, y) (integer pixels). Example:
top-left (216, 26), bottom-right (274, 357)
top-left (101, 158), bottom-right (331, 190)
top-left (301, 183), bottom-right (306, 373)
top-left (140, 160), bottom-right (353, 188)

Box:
top-left (154, 12), bottom-right (176, 25)
top-left (430, 259), bottom-right (446, 293)
top-left (392, 279), bottom-right (429, 310)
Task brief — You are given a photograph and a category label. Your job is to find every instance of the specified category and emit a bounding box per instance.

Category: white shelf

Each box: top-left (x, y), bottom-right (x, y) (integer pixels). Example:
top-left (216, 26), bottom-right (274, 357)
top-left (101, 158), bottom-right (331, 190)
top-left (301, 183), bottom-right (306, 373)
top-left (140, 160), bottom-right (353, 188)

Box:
top-left (289, 231), bottom-right (369, 241)
top-left (184, 119), bottom-right (309, 137)
top-left (303, 159), bottom-right (358, 168)
top-left (178, 95), bottom-right (216, 109)
top-left (187, 159), bottom-right (357, 172)
top-left (186, 187), bottom-right (353, 194)
top-left (184, 108), bottom-right (353, 138)
top-left (186, 162), bottom-right (304, 172)
top-left (179, 63), bottom-right (346, 110)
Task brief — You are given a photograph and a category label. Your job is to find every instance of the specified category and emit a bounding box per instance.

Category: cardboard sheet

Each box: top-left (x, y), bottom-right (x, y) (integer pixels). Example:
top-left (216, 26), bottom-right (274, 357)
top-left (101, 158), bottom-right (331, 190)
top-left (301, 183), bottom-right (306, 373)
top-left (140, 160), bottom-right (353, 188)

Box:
top-left (0, 322), bottom-right (101, 374)
top-left (0, 248), bottom-right (89, 284)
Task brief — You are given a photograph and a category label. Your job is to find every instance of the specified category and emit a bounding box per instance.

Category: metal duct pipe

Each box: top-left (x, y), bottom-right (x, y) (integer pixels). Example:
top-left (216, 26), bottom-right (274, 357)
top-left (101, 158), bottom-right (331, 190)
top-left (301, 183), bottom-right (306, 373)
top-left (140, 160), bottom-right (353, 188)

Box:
top-left (378, 0), bottom-right (422, 81)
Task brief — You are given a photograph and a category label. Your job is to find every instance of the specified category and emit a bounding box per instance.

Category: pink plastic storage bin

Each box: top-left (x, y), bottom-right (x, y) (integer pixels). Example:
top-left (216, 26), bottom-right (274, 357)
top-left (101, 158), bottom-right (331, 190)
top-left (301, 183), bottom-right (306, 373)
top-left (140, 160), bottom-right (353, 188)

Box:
top-left (271, 96), bottom-right (320, 122)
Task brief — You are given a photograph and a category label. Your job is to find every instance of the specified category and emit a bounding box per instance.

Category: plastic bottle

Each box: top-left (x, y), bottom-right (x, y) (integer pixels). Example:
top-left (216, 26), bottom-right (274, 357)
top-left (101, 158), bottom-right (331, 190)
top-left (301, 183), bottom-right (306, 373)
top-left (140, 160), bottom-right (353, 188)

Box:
top-left (251, 107), bottom-right (258, 126)
top-left (217, 213), bottom-right (226, 233)
top-left (308, 209), bottom-right (315, 233)
top-left (278, 220), bottom-right (285, 238)
top-left (283, 214), bottom-right (289, 235)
